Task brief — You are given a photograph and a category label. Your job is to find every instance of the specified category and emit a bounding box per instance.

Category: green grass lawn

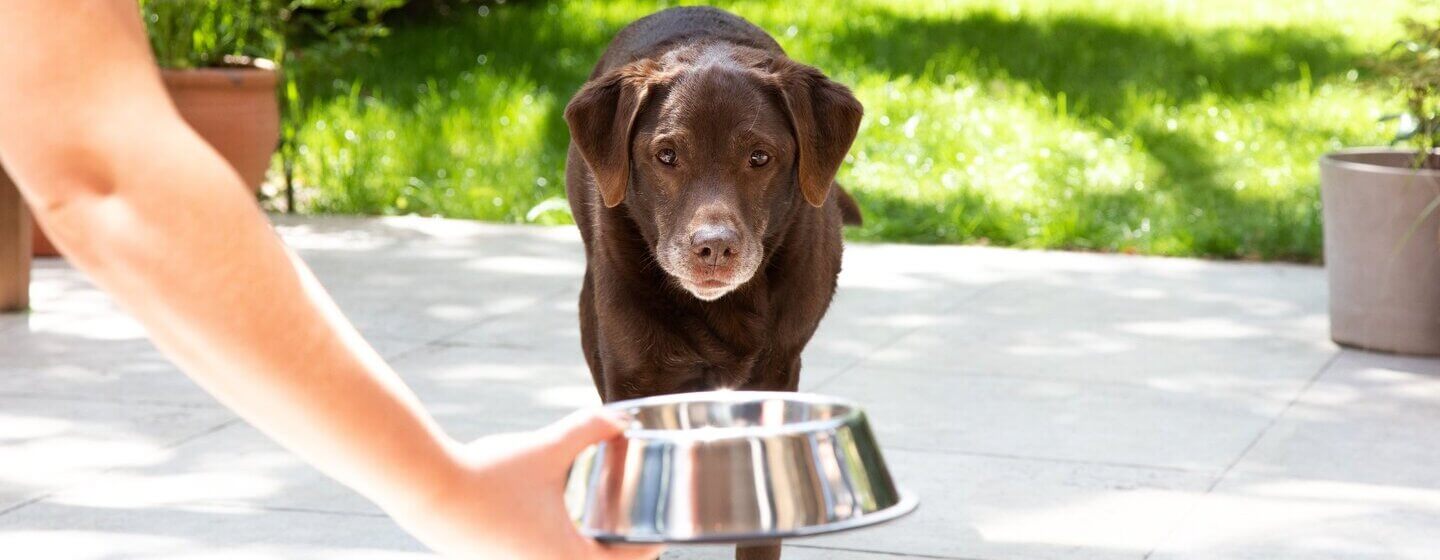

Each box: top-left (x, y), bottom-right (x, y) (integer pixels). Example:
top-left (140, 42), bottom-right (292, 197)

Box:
top-left (286, 0), bottom-right (1410, 261)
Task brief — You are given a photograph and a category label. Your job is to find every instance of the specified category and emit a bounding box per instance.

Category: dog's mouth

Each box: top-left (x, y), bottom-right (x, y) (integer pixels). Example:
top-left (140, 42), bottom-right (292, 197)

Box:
top-left (657, 237), bottom-right (762, 302)
top-left (678, 271), bottom-right (741, 301)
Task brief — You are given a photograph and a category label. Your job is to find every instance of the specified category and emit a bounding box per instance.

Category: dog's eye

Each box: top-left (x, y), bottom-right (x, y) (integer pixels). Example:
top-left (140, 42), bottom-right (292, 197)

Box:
top-left (656, 148), bottom-right (677, 166)
top-left (749, 150), bottom-right (771, 167)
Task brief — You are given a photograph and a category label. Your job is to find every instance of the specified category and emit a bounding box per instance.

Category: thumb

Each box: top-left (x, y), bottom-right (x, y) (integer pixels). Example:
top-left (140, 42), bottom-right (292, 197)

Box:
top-left (542, 408), bottom-right (630, 461)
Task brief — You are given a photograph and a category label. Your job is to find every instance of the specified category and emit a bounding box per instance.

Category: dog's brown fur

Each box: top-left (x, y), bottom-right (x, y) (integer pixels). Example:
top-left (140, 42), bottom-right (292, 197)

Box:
top-left (563, 7), bottom-right (862, 559)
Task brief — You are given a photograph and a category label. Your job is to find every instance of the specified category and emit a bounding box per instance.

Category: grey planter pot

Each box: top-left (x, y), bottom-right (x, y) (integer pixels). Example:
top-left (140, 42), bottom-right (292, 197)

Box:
top-left (1320, 148), bottom-right (1440, 355)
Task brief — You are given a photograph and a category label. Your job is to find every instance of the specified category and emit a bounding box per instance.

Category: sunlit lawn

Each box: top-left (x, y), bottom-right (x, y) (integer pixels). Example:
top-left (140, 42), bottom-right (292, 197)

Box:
top-left (287, 0), bottom-right (1407, 261)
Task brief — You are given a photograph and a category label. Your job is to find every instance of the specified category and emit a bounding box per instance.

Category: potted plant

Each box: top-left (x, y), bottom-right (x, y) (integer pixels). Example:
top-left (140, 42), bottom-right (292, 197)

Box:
top-left (31, 0), bottom-right (407, 255)
top-left (31, 0), bottom-right (284, 256)
top-left (1320, 12), bottom-right (1440, 355)
top-left (31, 1), bottom-right (282, 255)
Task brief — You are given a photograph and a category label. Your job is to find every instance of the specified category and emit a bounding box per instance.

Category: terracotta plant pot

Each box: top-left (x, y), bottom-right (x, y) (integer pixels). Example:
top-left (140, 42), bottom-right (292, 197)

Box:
top-left (32, 64), bottom-right (280, 256)
top-left (1320, 148), bottom-right (1440, 355)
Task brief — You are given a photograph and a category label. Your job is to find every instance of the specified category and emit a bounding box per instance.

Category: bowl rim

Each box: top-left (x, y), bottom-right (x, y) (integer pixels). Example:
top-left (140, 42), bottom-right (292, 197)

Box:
top-left (603, 390), bottom-right (863, 440)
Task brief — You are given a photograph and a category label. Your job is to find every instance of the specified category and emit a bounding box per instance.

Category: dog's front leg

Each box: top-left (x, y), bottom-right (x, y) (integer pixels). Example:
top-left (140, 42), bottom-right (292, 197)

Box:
top-left (737, 542), bottom-right (782, 560)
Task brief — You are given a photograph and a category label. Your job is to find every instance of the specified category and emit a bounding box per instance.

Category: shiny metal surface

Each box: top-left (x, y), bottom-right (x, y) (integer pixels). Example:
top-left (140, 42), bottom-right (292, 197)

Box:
top-left (566, 391), bottom-right (918, 543)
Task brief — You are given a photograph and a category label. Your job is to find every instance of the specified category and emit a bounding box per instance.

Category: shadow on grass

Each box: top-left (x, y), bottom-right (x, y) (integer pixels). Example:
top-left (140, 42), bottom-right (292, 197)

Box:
top-left (291, 3), bottom-right (611, 165)
top-left (831, 9), bottom-right (1358, 260)
top-left (833, 10), bottom-right (1359, 113)
top-left (291, 3), bottom-right (1356, 260)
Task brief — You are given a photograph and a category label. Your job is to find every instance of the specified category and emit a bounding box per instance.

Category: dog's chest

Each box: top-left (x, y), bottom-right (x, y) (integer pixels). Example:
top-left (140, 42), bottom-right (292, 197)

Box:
top-left (669, 292), bottom-right (774, 384)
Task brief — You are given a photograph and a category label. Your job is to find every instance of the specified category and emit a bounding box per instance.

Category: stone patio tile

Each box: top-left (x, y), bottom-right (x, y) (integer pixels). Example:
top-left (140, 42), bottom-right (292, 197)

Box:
top-left (35, 434), bottom-right (1211, 560)
top-left (798, 448), bottom-right (1211, 560)
top-left (447, 239), bottom-right (1012, 371)
top-left (38, 420), bottom-right (381, 517)
top-left (0, 397), bottom-right (234, 513)
top-left (861, 261), bottom-right (1334, 392)
top-left (0, 501), bottom-right (427, 559)
top-left (803, 243), bottom-right (1007, 369)
top-left (0, 312), bottom-right (22, 333)
top-left (444, 291), bottom-right (586, 350)
top-left (33, 393), bottom-right (606, 519)
top-left (386, 343), bottom-right (604, 431)
top-left (664, 545), bottom-right (940, 559)
top-left (443, 295), bottom-right (851, 391)
top-left (1150, 472), bottom-right (1440, 560)
top-left (10, 216), bottom-right (1437, 560)
top-left (0, 332), bottom-right (211, 405)
top-left (1, 254), bottom-right (432, 403)
top-left (34, 344), bottom-right (851, 519)
top-left (391, 343), bottom-right (848, 420)
top-left (0, 501), bottom-right (928, 560)
top-left (818, 364), bottom-right (1285, 472)
top-left (0, 309), bottom-right (430, 407)
top-left (1231, 349), bottom-right (1440, 489)
top-left (275, 215), bottom-right (586, 344)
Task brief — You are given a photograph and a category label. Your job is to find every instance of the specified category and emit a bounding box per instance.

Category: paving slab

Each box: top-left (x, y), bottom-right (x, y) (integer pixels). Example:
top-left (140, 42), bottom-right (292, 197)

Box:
top-left (0, 396), bottom-right (234, 513)
top-left (0, 501), bottom-right (427, 559)
top-left (819, 364), bottom-right (1283, 472)
top-left (663, 545), bottom-right (939, 559)
top-left (800, 448), bottom-right (1211, 560)
top-left (6, 215), bottom-right (1437, 560)
top-left (1231, 349), bottom-right (1440, 489)
top-left (38, 420), bottom-right (381, 517)
top-left (277, 215), bottom-right (586, 344)
top-left (862, 259), bottom-right (1335, 393)
top-left (1150, 472), bottom-right (1440, 560)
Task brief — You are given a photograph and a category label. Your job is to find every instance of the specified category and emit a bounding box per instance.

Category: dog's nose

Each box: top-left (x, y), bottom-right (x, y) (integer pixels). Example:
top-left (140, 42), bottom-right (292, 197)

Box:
top-left (690, 225), bottom-right (740, 267)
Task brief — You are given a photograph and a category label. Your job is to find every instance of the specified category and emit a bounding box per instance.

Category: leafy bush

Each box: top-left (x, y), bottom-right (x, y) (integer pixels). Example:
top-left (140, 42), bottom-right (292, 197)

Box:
top-left (139, 0), bottom-right (285, 68)
top-left (1375, 4), bottom-right (1440, 160)
top-left (138, 0), bottom-right (406, 69)
top-left (283, 0), bottom-right (407, 54)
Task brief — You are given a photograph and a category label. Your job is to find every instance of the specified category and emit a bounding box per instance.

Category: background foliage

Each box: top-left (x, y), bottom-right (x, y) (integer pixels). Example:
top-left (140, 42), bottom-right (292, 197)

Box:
top-left (140, 0), bottom-right (285, 67)
top-left (153, 0), bottom-right (1421, 262)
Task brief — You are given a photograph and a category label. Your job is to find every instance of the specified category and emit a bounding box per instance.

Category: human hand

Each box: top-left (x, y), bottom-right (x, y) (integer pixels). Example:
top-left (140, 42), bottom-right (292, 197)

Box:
top-left (384, 409), bottom-right (664, 559)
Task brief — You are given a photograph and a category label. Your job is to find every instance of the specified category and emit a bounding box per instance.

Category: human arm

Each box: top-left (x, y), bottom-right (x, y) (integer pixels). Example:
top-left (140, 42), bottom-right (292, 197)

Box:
top-left (0, 3), bottom-right (657, 558)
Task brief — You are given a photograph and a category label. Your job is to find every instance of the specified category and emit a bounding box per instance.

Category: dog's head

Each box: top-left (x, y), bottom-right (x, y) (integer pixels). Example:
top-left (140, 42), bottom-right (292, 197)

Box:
top-left (565, 44), bottom-right (862, 301)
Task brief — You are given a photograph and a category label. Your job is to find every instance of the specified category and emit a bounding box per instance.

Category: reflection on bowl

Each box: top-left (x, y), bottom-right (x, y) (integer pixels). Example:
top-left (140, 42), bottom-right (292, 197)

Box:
top-left (566, 391), bottom-right (918, 543)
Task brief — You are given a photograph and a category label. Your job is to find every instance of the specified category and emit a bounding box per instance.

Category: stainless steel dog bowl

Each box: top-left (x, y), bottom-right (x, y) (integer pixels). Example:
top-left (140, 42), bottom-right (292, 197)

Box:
top-left (566, 391), bottom-right (917, 543)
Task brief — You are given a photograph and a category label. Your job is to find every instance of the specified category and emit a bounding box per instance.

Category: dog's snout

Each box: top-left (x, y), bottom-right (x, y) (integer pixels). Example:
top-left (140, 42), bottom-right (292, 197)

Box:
top-left (690, 225), bottom-right (740, 267)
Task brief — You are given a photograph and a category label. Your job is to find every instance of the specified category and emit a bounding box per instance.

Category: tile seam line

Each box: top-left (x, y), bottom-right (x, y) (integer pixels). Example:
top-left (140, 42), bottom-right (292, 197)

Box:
top-left (0, 494), bottom-right (50, 519)
top-left (811, 363), bottom-right (1333, 393)
top-left (0, 417), bottom-right (242, 520)
top-left (199, 502), bottom-right (390, 519)
top-left (885, 445), bottom-right (1216, 475)
top-left (0, 391), bottom-right (222, 409)
top-left (385, 283), bottom-right (578, 361)
top-left (786, 542), bottom-right (986, 560)
top-left (811, 282), bottom-right (1008, 392)
top-left (1139, 348), bottom-right (1343, 560)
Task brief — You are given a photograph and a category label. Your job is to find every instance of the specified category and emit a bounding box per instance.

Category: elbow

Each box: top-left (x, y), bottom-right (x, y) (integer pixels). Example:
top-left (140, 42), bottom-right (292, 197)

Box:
top-left (12, 143), bottom-right (121, 224)
top-left (17, 157), bottom-right (122, 259)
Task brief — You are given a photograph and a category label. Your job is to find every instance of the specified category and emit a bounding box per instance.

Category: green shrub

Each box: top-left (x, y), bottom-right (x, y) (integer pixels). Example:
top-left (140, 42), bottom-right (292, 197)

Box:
top-left (139, 0), bottom-right (285, 68)
top-left (138, 0), bottom-right (406, 69)
top-left (1375, 3), bottom-right (1440, 161)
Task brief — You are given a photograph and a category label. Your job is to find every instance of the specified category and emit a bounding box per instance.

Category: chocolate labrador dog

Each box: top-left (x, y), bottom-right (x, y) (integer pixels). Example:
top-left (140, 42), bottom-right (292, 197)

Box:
top-left (563, 7), bottom-right (862, 559)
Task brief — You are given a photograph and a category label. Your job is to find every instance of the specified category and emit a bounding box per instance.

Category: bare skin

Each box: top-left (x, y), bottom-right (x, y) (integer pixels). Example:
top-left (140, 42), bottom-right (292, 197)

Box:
top-left (0, 3), bottom-right (661, 559)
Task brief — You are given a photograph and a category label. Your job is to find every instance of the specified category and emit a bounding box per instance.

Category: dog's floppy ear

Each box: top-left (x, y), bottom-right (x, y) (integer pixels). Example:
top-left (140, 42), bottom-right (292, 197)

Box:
top-left (774, 60), bottom-right (863, 207)
top-left (564, 60), bottom-right (659, 208)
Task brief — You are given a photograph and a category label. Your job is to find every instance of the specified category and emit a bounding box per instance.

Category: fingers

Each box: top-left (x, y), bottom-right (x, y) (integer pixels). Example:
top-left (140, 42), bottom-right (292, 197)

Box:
top-left (542, 407), bottom-right (630, 461)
